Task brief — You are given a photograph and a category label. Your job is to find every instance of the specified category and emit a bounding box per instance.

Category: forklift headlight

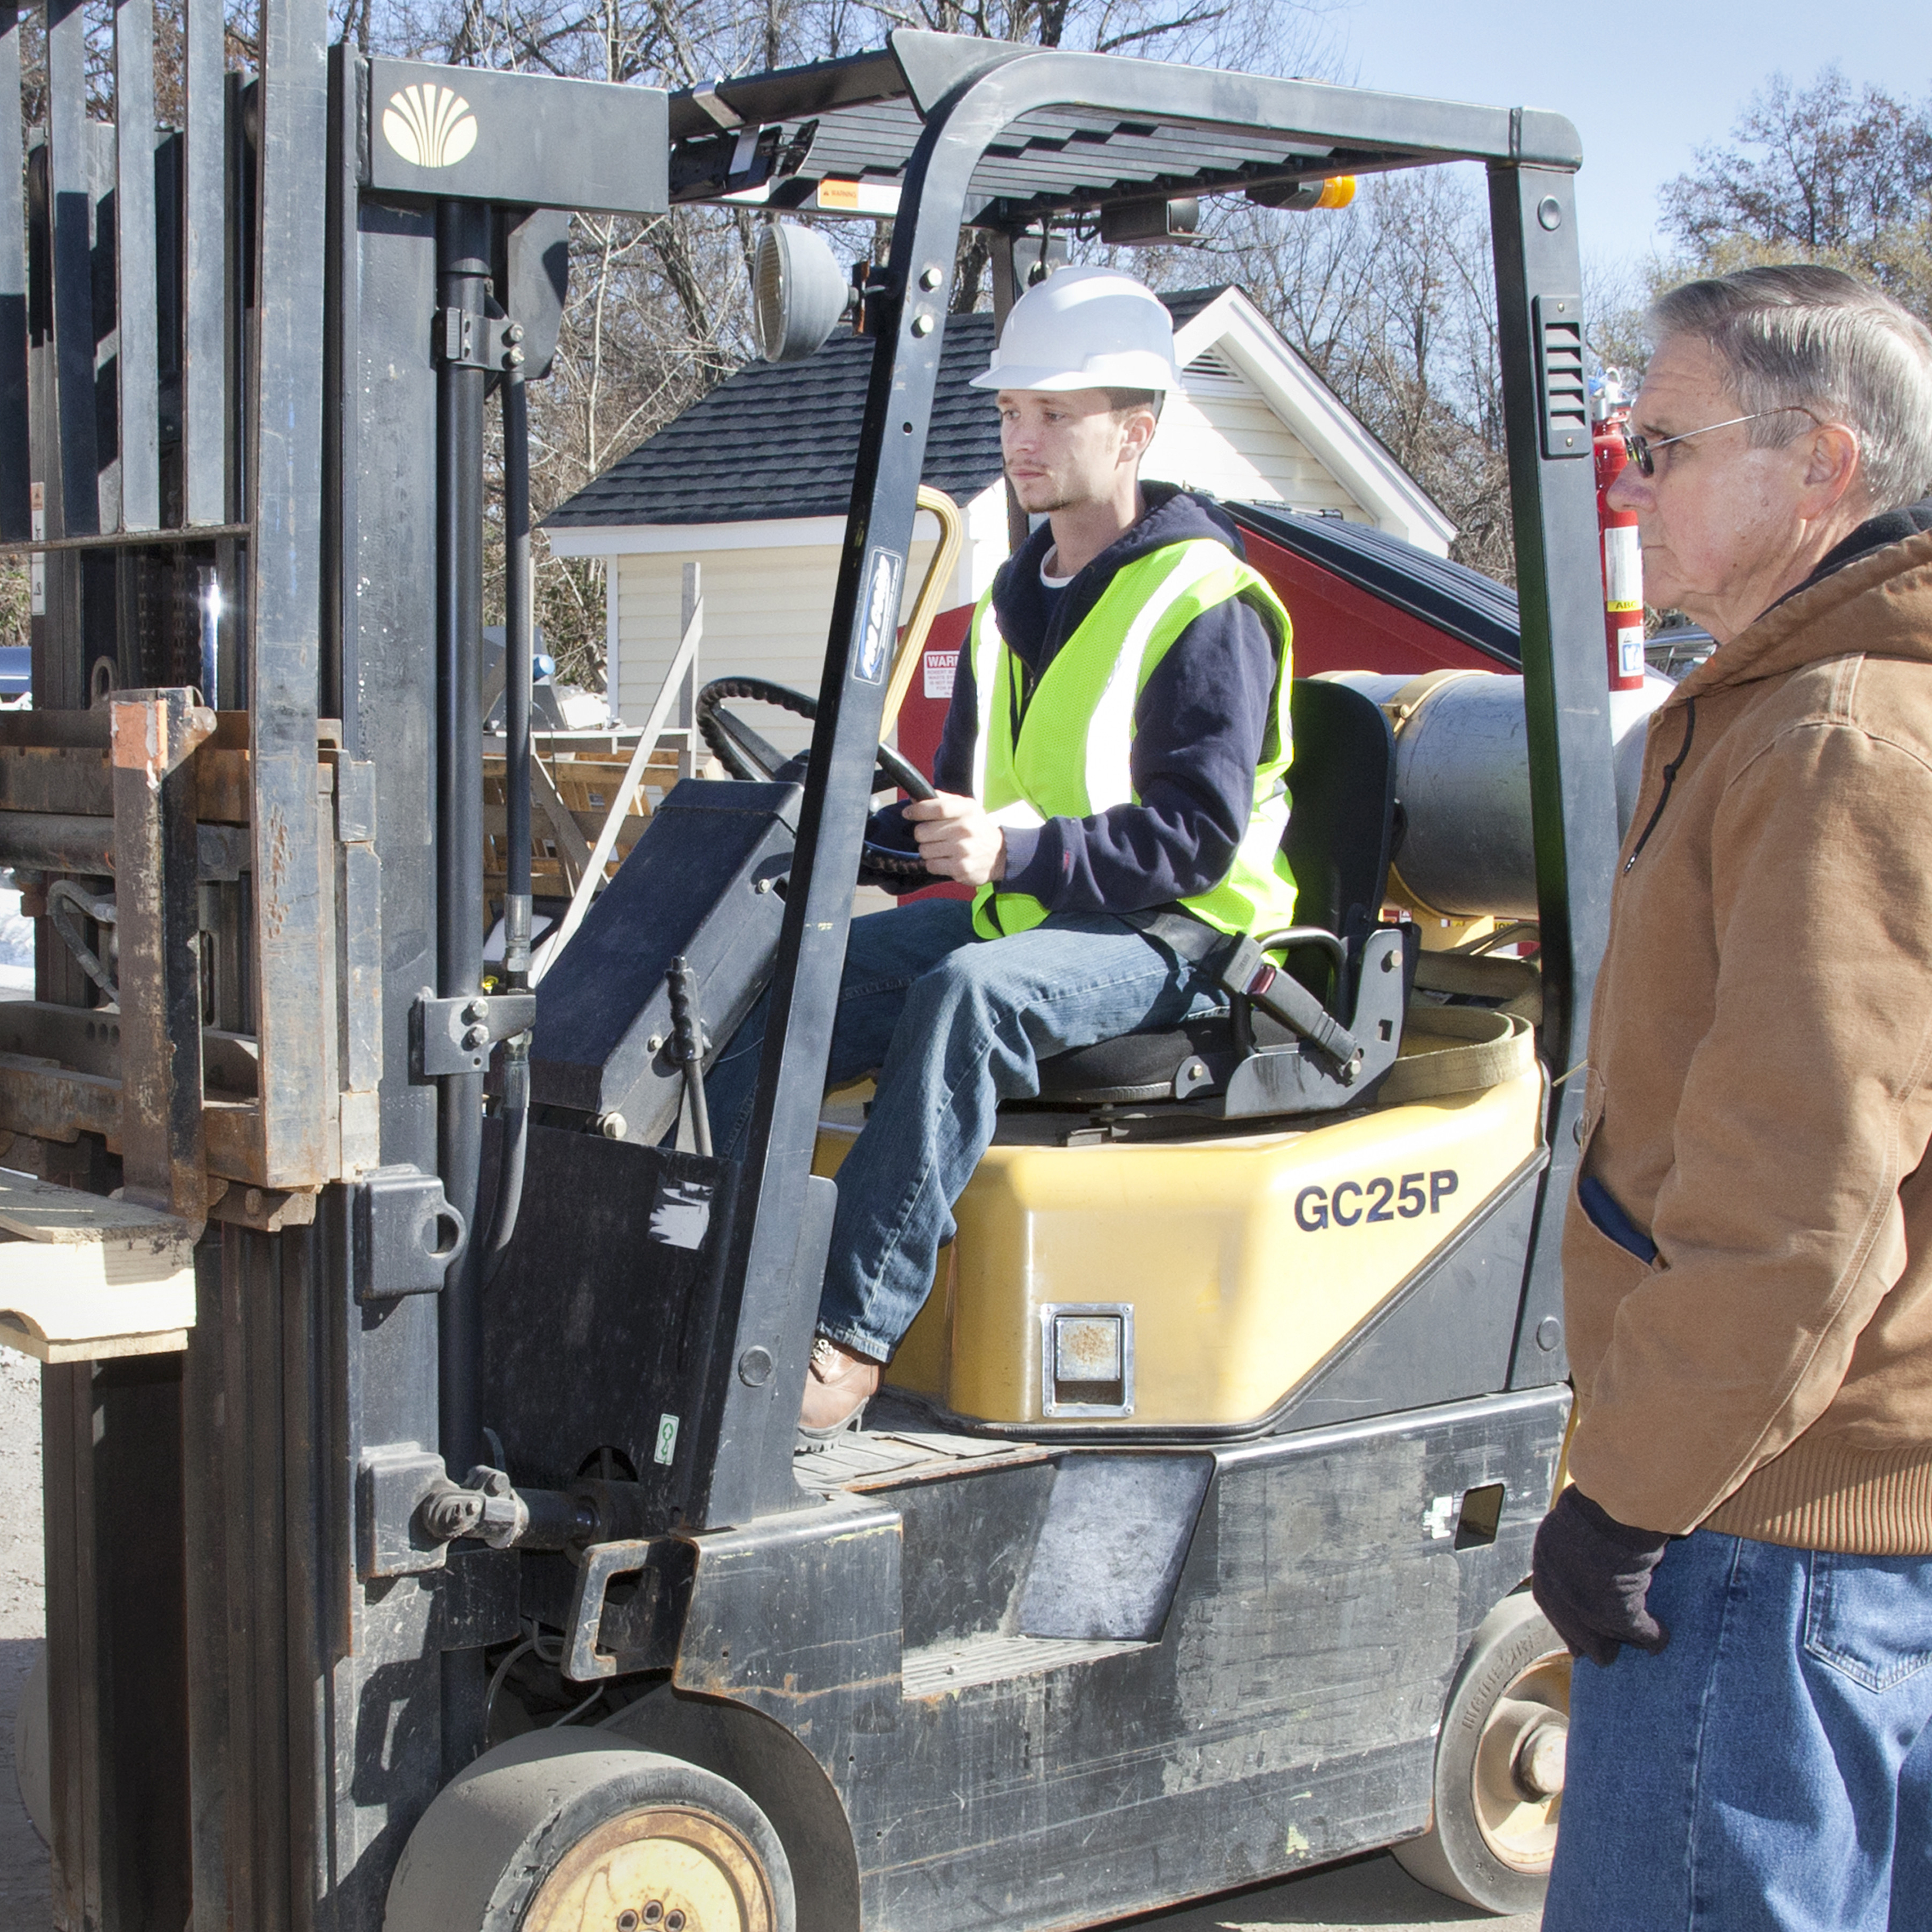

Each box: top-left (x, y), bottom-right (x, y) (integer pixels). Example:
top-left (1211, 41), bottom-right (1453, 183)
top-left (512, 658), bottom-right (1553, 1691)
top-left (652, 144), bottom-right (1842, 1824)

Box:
top-left (751, 221), bottom-right (854, 364)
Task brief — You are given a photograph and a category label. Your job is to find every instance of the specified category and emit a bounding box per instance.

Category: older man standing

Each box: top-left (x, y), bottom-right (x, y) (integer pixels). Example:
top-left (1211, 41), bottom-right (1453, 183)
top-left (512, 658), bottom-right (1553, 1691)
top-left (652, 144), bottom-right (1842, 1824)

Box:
top-left (1533, 265), bottom-right (1932, 1929)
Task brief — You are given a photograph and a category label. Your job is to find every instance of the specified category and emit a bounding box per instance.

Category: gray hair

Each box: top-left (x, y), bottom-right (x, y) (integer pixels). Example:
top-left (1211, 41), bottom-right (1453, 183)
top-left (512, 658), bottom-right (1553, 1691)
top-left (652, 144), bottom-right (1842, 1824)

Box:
top-left (1647, 266), bottom-right (1932, 511)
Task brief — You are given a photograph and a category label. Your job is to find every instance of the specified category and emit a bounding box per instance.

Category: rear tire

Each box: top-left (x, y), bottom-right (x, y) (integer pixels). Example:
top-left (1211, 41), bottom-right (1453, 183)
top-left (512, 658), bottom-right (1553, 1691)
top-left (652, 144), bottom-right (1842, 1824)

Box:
top-left (12, 1644), bottom-right (47, 1846)
top-left (1392, 1589), bottom-right (1570, 1915)
top-left (384, 1731), bottom-right (796, 1932)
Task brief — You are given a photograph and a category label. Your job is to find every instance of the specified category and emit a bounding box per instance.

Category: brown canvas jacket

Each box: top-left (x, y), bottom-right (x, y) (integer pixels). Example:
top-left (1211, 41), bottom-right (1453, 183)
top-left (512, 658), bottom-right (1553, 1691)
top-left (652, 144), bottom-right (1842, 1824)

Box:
top-left (1564, 522), bottom-right (1932, 1551)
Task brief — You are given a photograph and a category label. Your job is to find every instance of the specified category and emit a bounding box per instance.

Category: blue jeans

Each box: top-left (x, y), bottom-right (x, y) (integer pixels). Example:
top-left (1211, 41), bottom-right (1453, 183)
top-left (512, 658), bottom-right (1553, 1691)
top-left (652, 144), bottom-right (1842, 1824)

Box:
top-left (1545, 1527), bottom-right (1932, 1931)
top-left (705, 897), bottom-right (1221, 1360)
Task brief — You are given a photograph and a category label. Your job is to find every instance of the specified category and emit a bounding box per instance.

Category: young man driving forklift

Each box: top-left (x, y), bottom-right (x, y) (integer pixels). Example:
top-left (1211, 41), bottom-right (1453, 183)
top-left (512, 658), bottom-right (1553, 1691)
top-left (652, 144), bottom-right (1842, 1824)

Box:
top-left (706, 266), bottom-right (1298, 1442)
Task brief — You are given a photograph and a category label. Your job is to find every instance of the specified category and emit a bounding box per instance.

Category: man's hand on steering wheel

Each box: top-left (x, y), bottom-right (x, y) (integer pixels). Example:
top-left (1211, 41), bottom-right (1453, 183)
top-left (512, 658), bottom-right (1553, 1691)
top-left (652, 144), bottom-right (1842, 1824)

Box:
top-left (907, 794), bottom-right (1009, 886)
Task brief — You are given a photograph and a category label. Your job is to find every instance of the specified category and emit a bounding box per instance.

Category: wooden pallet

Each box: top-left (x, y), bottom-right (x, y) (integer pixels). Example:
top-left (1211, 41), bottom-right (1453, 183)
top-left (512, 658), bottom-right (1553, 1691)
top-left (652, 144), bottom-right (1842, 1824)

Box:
top-left (483, 730), bottom-right (688, 898)
top-left (0, 1169), bottom-right (196, 1360)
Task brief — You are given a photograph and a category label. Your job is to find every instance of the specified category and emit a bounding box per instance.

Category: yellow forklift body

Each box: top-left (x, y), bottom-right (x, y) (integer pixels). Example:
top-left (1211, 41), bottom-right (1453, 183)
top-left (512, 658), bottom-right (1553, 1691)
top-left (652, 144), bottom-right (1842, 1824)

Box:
top-left (815, 1062), bottom-right (1545, 1427)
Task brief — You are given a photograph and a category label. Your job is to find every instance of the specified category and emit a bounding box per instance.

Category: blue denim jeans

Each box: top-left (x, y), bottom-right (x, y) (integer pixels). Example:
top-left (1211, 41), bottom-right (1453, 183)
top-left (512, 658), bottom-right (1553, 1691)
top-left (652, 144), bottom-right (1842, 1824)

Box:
top-left (1545, 1527), bottom-right (1932, 1931)
top-left (705, 897), bottom-right (1221, 1360)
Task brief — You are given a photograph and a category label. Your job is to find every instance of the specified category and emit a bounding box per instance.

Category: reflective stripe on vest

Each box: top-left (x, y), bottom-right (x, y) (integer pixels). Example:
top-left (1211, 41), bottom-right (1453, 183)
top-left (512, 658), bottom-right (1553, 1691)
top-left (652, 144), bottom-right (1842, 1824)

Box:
top-left (964, 537), bottom-right (1295, 941)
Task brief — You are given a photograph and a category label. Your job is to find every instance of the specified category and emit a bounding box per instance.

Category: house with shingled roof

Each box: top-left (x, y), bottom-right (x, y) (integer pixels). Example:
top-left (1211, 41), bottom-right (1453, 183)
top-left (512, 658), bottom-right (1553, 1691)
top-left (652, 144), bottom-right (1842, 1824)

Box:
top-left (546, 285), bottom-right (1455, 753)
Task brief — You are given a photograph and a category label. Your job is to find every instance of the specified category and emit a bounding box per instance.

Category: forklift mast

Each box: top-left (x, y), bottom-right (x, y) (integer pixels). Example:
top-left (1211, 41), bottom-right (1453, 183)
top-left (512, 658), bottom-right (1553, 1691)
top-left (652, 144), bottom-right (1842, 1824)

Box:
top-left (1, 2), bottom-right (668, 1919)
top-left (0, 10), bottom-right (1616, 1926)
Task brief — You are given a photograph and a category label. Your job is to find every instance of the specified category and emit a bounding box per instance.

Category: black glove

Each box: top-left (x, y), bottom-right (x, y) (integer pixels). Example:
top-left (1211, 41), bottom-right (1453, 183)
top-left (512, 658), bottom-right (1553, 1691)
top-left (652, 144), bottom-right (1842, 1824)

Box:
top-left (1531, 1486), bottom-right (1672, 1667)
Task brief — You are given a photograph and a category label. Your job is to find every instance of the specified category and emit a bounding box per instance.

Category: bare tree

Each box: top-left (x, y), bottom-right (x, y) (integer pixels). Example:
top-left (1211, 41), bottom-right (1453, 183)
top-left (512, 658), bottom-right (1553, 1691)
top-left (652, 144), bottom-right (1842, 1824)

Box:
top-left (0, 562), bottom-right (26, 654)
top-left (1215, 169), bottom-right (1516, 582)
top-left (1659, 68), bottom-right (1932, 317)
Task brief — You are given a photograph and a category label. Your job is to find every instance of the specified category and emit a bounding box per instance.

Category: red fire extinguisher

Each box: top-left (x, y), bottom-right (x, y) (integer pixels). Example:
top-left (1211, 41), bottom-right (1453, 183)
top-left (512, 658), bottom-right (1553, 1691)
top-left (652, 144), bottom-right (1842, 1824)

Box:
top-left (1593, 370), bottom-right (1646, 691)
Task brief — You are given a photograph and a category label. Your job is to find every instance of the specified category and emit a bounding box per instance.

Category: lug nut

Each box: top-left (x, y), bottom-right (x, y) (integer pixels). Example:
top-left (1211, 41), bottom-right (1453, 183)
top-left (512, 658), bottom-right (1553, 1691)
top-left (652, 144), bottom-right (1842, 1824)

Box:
top-left (1513, 1716), bottom-right (1568, 1799)
top-left (642, 1907), bottom-right (663, 1926)
top-left (665, 1913), bottom-right (685, 1931)
top-left (616, 1913), bottom-right (639, 1931)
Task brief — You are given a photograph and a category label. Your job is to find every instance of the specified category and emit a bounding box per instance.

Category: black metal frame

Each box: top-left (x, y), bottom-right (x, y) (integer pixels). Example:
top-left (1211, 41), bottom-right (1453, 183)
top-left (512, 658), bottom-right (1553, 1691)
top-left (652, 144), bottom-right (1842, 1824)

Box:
top-left (1, 16), bottom-right (1614, 1926)
top-left (692, 35), bottom-right (1611, 1532)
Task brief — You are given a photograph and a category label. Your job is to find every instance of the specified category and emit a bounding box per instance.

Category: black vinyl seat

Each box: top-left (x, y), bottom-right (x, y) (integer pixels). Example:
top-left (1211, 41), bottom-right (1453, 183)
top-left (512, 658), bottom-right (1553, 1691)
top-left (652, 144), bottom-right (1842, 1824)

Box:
top-left (1034, 678), bottom-right (1399, 1108)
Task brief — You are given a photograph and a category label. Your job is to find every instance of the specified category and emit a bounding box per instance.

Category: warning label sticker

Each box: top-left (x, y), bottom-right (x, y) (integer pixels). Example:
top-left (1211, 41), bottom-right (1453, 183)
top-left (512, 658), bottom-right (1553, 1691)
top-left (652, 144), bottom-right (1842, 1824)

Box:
top-left (1603, 524), bottom-right (1642, 612)
top-left (923, 649), bottom-right (959, 701)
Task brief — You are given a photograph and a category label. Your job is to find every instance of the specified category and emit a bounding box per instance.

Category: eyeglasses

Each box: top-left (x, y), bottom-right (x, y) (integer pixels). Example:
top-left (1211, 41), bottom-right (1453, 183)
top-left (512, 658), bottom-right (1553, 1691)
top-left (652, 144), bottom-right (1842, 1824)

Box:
top-left (1621, 406), bottom-right (1819, 477)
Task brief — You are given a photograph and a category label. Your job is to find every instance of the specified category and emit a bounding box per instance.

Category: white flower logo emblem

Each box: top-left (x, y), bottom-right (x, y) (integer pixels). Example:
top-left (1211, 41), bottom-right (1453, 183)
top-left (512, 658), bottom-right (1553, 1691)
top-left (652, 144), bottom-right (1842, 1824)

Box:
top-left (382, 85), bottom-right (479, 169)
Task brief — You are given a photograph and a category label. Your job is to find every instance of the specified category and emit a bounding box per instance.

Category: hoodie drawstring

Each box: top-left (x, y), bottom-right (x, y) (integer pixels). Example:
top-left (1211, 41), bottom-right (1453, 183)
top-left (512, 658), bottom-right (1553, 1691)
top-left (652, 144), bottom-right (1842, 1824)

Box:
top-left (1624, 699), bottom-right (1696, 874)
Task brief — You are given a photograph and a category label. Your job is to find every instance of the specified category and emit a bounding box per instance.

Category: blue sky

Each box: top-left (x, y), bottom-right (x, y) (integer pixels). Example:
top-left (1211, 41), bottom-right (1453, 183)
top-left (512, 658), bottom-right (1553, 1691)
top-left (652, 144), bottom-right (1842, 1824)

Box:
top-left (1328, 1), bottom-right (1930, 268)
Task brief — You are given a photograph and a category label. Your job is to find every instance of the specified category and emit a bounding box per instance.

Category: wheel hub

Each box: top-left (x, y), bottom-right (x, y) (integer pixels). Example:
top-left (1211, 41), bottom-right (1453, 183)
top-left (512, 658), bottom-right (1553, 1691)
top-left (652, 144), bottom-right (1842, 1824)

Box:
top-left (1510, 1713), bottom-right (1568, 1800)
top-left (1468, 1658), bottom-right (1570, 1873)
top-left (523, 1805), bottom-right (775, 1932)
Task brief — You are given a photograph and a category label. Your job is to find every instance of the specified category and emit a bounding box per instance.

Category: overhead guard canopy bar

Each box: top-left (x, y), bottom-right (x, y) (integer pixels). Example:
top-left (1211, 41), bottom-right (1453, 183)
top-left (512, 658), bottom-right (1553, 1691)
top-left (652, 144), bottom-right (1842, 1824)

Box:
top-left (667, 29), bottom-right (1581, 225)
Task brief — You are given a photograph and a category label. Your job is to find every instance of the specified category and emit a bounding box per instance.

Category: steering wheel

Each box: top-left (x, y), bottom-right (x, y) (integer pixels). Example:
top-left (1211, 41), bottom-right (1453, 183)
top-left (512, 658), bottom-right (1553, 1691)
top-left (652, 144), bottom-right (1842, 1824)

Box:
top-left (696, 676), bottom-right (937, 881)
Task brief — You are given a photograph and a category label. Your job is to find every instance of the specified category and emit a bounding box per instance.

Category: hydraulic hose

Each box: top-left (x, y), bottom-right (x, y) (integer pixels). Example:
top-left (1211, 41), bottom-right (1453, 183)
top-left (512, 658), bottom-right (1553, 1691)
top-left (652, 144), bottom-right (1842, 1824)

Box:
top-left (668, 955), bottom-right (713, 1159)
top-left (436, 197), bottom-right (491, 1477)
top-left (483, 365), bottom-right (533, 1286)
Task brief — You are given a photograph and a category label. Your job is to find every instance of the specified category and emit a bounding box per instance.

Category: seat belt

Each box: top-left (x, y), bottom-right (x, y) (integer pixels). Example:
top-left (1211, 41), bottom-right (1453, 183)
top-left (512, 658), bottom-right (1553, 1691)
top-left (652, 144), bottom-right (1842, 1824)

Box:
top-left (1116, 907), bottom-right (1364, 1073)
top-left (1374, 1003), bottom-right (1533, 1103)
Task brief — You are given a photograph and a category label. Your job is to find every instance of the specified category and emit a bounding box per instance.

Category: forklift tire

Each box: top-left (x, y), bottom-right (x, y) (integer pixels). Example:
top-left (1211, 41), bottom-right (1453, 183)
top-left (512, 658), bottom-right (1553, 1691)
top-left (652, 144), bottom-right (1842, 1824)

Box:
top-left (384, 1729), bottom-right (797, 1932)
top-left (12, 1644), bottom-right (48, 1846)
top-left (1391, 1588), bottom-right (1570, 1916)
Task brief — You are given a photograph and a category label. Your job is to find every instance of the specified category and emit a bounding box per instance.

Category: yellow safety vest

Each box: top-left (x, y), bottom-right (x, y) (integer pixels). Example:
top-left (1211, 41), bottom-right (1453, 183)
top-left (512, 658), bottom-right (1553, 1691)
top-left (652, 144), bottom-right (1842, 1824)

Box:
top-left (968, 537), bottom-right (1297, 942)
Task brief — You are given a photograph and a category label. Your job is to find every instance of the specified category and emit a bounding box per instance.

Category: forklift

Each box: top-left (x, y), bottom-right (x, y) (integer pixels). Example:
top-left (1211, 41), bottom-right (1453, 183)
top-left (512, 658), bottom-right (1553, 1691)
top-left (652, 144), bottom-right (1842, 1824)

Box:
top-left (0, 10), bottom-right (1622, 1928)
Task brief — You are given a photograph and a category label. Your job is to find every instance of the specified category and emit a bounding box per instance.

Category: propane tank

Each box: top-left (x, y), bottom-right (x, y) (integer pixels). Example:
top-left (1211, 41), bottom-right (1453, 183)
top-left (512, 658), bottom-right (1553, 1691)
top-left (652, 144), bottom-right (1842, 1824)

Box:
top-left (1594, 368), bottom-right (1647, 692)
top-left (1326, 669), bottom-right (1673, 921)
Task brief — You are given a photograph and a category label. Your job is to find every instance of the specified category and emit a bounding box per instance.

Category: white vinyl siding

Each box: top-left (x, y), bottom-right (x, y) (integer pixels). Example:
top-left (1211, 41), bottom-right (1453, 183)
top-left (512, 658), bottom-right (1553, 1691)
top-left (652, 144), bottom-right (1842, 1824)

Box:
top-left (1143, 355), bottom-right (1366, 521)
top-left (615, 534), bottom-right (938, 754)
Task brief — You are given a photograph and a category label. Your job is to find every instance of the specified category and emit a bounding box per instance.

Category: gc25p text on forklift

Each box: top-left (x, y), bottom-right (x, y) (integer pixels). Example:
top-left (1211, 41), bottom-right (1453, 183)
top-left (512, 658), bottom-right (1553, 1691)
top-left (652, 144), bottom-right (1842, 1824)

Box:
top-left (0, 11), bottom-right (1636, 1928)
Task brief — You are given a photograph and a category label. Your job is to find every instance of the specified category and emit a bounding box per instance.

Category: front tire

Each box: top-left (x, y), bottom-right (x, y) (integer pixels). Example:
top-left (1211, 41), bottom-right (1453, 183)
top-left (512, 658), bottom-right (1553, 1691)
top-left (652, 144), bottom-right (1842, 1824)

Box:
top-left (385, 1731), bottom-right (796, 1932)
top-left (1392, 1589), bottom-right (1571, 1914)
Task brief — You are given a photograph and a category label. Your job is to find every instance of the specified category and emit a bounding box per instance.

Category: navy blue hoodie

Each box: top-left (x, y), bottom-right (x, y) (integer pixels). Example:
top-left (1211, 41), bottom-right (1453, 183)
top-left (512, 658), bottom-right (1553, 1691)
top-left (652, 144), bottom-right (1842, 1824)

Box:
top-left (874, 483), bottom-right (1281, 913)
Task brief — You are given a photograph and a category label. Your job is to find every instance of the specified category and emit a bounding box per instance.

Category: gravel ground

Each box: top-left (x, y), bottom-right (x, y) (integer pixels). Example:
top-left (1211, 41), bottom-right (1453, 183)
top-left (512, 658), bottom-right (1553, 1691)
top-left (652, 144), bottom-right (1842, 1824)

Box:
top-left (0, 1345), bottom-right (48, 1932)
top-left (1121, 1859), bottom-right (1534, 1931)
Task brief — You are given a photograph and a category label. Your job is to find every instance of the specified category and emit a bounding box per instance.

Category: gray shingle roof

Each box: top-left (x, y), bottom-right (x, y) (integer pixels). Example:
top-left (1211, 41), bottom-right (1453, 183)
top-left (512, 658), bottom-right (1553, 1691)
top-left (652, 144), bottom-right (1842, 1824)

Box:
top-left (547, 286), bottom-right (1229, 530)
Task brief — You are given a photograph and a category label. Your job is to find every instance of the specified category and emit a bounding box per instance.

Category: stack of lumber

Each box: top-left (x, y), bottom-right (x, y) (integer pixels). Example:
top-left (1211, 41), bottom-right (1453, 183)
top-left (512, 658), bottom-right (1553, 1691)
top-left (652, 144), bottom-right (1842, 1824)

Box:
top-left (483, 729), bottom-right (686, 899)
top-left (0, 1168), bottom-right (196, 1360)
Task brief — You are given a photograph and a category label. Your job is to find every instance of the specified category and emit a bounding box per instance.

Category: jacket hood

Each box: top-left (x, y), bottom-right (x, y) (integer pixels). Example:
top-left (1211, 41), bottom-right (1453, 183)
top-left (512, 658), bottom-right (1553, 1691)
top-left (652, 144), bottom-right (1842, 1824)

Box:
top-left (992, 483), bottom-right (1246, 637)
top-left (1675, 508), bottom-right (1932, 704)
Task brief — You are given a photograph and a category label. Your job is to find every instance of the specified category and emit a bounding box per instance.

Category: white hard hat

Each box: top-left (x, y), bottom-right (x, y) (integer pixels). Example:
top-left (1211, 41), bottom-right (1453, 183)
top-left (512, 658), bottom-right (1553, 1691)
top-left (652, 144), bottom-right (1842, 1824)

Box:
top-left (968, 267), bottom-right (1181, 394)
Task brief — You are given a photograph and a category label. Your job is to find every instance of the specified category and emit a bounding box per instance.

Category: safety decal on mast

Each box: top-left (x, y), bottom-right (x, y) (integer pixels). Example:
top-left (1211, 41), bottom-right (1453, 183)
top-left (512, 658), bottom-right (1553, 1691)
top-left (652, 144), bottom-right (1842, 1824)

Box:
top-left (855, 548), bottom-right (903, 683)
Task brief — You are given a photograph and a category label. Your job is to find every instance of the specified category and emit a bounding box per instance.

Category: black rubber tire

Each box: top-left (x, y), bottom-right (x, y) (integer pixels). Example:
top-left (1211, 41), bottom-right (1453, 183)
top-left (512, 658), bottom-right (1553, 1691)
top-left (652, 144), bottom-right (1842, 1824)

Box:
top-left (1390, 1588), bottom-right (1570, 1916)
top-left (384, 1731), bottom-right (797, 1932)
top-left (12, 1644), bottom-right (47, 1847)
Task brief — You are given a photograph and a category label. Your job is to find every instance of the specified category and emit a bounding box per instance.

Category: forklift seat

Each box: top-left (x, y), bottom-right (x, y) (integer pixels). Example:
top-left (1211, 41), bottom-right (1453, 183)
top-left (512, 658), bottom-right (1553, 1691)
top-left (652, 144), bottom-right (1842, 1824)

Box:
top-left (1033, 678), bottom-right (1398, 1108)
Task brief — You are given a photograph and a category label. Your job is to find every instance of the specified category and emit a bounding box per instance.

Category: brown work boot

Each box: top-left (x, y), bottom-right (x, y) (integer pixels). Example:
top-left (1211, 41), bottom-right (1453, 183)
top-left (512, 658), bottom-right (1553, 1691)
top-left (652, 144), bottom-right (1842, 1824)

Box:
top-left (797, 1337), bottom-right (882, 1449)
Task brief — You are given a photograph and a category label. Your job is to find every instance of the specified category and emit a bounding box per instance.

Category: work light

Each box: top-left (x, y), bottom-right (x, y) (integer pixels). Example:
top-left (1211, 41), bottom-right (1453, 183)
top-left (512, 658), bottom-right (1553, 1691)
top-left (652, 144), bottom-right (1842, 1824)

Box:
top-left (750, 221), bottom-right (854, 364)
